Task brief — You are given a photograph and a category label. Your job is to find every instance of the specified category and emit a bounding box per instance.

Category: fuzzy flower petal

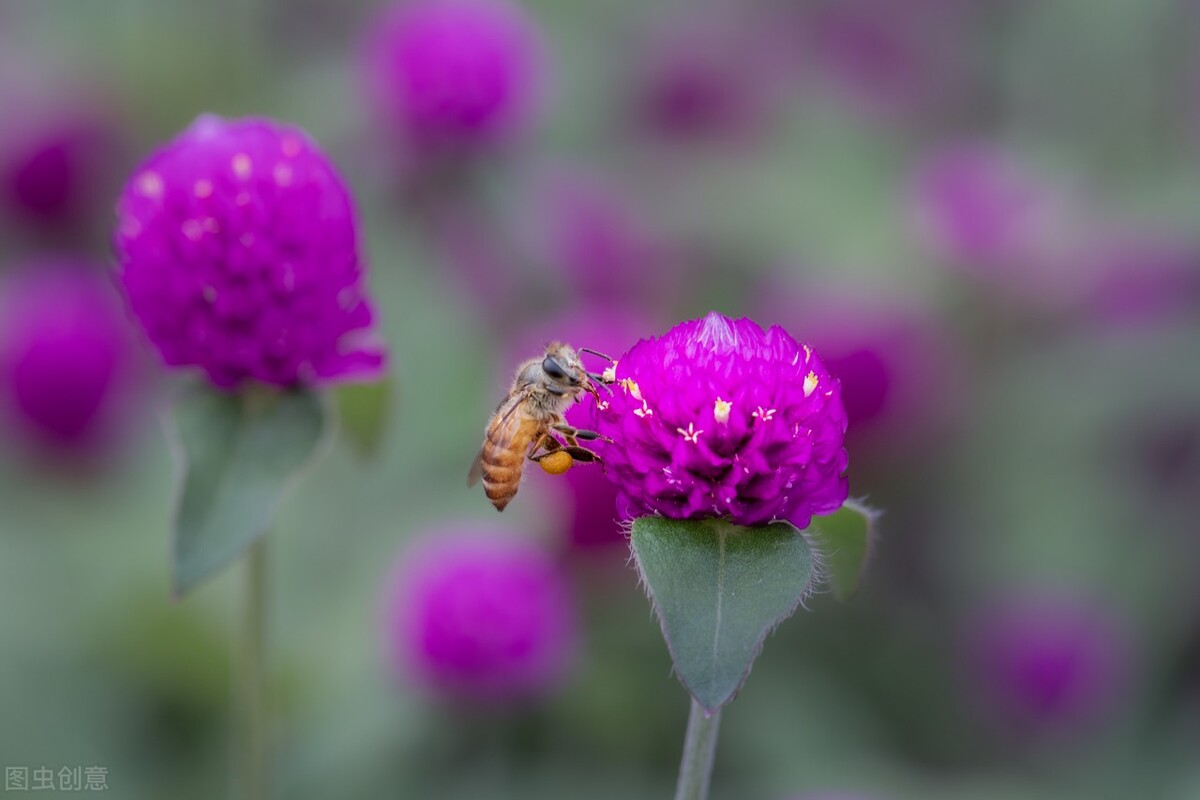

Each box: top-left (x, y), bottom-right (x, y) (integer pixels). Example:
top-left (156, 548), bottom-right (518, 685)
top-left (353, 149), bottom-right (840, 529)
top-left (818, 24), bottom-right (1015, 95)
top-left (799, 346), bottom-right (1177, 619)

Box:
top-left (585, 312), bottom-right (849, 529)
top-left (382, 527), bottom-right (578, 704)
top-left (362, 0), bottom-right (544, 156)
top-left (0, 260), bottom-right (138, 453)
top-left (112, 115), bottom-right (385, 389)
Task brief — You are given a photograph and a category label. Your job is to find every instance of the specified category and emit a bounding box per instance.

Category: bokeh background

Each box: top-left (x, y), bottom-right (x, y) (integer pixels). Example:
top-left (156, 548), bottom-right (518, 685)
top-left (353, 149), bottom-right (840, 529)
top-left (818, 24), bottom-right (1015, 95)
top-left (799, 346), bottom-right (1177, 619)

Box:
top-left (2, 0), bottom-right (1200, 798)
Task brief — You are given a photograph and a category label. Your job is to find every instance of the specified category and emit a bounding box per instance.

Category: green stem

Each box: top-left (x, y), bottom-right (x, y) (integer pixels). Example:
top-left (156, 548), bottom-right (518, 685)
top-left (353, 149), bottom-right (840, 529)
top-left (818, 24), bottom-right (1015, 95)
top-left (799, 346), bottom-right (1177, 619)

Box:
top-left (674, 698), bottom-right (722, 800)
top-left (236, 538), bottom-right (268, 800)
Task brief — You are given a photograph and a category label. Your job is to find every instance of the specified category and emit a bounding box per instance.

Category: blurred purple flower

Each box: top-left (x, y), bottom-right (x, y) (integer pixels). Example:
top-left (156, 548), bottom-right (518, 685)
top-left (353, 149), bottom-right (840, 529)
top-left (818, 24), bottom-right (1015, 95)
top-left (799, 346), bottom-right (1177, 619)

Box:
top-left (630, 8), bottom-right (773, 144)
top-left (382, 526), bottom-right (578, 703)
top-left (908, 142), bottom-right (1068, 270)
top-left (799, 0), bottom-right (972, 119)
top-left (0, 260), bottom-right (137, 454)
top-left (585, 312), bottom-right (849, 529)
top-left (907, 141), bottom-right (1097, 307)
top-left (428, 206), bottom-right (525, 324)
top-left (112, 115), bottom-right (385, 390)
top-left (361, 0), bottom-right (544, 159)
top-left (1076, 229), bottom-right (1200, 327)
top-left (523, 165), bottom-right (674, 306)
top-left (964, 591), bottom-right (1132, 736)
top-left (757, 285), bottom-right (958, 454)
top-left (0, 97), bottom-right (118, 236)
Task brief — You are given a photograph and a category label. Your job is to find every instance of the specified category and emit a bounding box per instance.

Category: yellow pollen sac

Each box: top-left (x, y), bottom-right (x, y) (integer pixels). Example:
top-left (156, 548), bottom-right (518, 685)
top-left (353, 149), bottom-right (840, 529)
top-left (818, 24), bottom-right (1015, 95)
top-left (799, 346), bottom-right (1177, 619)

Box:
top-left (622, 378), bottom-right (643, 401)
top-left (713, 398), bottom-right (732, 424)
top-left (602, 361), bottom-right (618, 383)
top-left (538, 450), bottom-right (573, 475)
top-left (803, 371), bottom-right (819, 397)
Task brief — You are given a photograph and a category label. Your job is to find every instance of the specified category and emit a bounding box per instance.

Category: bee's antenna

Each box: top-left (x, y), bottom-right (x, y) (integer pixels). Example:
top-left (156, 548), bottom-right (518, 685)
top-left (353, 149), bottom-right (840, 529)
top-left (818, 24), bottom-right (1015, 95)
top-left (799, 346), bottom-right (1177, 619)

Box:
top-left (579, 347), bottom-right (613, 362)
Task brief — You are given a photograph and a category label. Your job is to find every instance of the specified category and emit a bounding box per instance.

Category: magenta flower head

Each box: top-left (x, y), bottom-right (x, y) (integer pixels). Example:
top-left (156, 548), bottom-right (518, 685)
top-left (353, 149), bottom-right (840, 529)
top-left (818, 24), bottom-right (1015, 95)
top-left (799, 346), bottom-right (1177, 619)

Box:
top-left (907, 141), bottom-right (1073, 272)
top-left (586, 312), bottom-right (849, 529)
top-left (112, 115), bottom-right (384, 390)
top-left (630, 9), bottom-right (773, 145)
top-left (522, 164), bottom-right (674, 307)
top-left (963, 590), bottom-right (1133, 737)
top-left (1075, 227), bottom-right (1200, 327)
top-left (756, 283), bottom-right (959, 454)
top-left (382, 526), bottom-right (578, 703)
top-left (801, 0), bottom-right (969, 120)
top-left (0, 260), bottom-right (138, 454)
top-left (361, 0), bottom-right (544, 158)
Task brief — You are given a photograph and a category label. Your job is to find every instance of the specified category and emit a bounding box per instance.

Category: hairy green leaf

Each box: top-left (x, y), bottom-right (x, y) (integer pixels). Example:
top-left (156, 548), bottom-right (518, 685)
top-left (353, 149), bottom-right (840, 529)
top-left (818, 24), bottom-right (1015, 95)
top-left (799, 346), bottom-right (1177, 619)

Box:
top-left (169, 386), bottom-right (326, 596)
top-left (630, 517), bottom-right (814, 712)
top-left (806, 500), bottom-right (878, 601)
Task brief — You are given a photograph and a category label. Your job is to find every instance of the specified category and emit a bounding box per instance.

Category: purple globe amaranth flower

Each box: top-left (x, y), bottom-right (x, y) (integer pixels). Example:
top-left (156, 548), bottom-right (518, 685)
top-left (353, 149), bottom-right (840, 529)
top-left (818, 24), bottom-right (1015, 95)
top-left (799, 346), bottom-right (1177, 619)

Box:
top-left (907, 140), bottom-right (1097, 308)
top-left (795, 0), bottom-right (976, 121)
top-left (3, 120), bottom-right (112, 232)
top-left (963, 590), bottom-right (1133, 737)
top-left (521, 164), bottom-right (676, 308)
top-left (1073, 226), bottom-right (1200, 327)
top-left (361, 0), bottom-right (544, 158)
top-left (382, 526), bottom-right (578, 704)
top-left (630, 7), bottom-right (776, 145)
top-left (112, 115), bottom-right (385, 390)
top-left (0, 260), bottom-right (139, 454)
top-left (585, 312), bottom-right (849, 529)
top-left (756, 282), bottom-right (960, 455)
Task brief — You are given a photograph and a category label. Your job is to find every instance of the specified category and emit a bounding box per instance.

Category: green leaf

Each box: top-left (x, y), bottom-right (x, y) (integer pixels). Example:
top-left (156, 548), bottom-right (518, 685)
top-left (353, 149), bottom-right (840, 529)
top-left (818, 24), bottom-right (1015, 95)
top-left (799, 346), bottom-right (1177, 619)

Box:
top-left (335, 379), bottom-right (392, 459)
top-left (630, 517), bottom-right (815, 712)
top-left (805, 500), bottom-right (879, 601)
top-left (169, 386), bottom-right (327, 596)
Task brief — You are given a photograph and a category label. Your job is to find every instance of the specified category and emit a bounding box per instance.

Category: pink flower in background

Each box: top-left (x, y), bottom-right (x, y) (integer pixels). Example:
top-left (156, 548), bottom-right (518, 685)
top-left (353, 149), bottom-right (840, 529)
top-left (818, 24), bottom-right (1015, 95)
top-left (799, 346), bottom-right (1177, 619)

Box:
top-left (585, 312), bottom-right (849, 529)
top-left (112, 115), bottom-right (385, 390)
top-left (0, 260), bottom-right (138, 454)
top-left (907, 141), bottom-right (1094, 307)
top-left (382, 527), bottom-right (578, 703)
top-left (964, 591), bottom-right (1133, 736)
top-left (524, 165), bottom-right (674, 306)
top-left (362, 0), bottom-right (544, 158)
top-left (1075, 228), bottom-right (1200, 327)
top-left (0, 95), bottom-right (119, 236)
top-left (908, 142), bottom-right (1068, 270)
top-left (630, 8), bottom-right (773, 144)
top-left (798, 0), bottom-right (972, 119)
top-left (757, 285), bottom-right (958, 454)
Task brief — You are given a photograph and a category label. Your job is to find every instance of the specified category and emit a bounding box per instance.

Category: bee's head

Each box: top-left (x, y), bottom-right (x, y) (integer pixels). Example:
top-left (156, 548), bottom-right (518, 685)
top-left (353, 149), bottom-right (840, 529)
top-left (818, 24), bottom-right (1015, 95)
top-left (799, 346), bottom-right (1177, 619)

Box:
top-left (541, 342), bottom-right (584, 389)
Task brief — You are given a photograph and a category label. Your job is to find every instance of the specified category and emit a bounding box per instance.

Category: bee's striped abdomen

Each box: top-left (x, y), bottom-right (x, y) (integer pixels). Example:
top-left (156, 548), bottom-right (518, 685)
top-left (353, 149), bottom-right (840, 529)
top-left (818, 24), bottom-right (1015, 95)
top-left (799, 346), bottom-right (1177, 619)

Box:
top-left (481, 419), bottom-right (536, 511)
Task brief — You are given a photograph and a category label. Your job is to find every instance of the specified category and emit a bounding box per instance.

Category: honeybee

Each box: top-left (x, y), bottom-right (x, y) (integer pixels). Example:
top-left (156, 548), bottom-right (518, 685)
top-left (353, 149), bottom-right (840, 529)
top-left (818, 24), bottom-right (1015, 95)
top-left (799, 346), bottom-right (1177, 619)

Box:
top-left (468, 342), bottom-right (615, 511)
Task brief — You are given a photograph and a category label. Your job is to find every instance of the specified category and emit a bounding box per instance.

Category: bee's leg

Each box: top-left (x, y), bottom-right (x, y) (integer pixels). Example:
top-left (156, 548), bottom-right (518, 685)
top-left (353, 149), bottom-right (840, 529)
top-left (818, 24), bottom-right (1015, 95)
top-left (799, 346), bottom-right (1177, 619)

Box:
top-left (562, 445), bottom-right (601, 463)
top-left (528, 432), bottom-right (567, 462)
top-left (552, 423), bottom-right (612, 444)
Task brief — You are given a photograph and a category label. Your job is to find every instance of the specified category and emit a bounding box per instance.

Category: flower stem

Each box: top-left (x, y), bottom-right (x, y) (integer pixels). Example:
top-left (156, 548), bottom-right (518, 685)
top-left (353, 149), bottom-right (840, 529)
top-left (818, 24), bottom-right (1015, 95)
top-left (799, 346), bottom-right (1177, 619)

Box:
top-left (674, 698), bottom-right (722, 800)
top-left (236, 538), bottom-right (268, 800)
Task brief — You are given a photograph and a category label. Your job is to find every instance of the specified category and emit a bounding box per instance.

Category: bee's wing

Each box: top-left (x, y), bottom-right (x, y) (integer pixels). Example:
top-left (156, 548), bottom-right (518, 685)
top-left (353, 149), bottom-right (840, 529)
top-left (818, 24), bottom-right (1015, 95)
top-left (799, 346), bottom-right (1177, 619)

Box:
top-left (467, 449), bottom-right (485, 487)
top-left (466, 390), bottom-right (528, 487)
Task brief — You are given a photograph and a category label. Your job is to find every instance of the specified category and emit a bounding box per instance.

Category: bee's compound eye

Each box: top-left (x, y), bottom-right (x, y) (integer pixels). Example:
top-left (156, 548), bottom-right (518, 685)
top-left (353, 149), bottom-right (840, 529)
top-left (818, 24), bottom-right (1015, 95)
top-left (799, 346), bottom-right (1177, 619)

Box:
top-left (539, 450), bottom-right (573, 475)
top-left (542, 356), bottom-right (568, 380)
